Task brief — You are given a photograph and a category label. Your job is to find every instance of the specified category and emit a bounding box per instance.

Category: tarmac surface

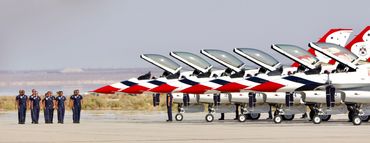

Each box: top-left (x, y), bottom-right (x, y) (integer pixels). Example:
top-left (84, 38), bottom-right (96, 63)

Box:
top-left (1, 110), bottom-right (370, 143)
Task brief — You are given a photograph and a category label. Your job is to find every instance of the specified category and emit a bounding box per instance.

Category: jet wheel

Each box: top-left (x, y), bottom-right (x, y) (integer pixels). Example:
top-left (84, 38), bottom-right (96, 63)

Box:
top-left (320, 115), bottom-right (331, 121)
top-left (205, 114), bottom-right (214, 122)
top-left (282, 114), bottom-right (295, 121)
top-left (352, 115), bottom-right (362, 126)
top-left (273, 115), bottom-right (283, 124)
top-left (175, 113), bottom-right (183, 121)
top-left (359, 115), bottom-right (370, 122)
top-left (312, 115), bottom-right (321, 124)
top-left (238, 114), bottom-right (247, 122)
top-left (247, 113), bottom-right (261, 120)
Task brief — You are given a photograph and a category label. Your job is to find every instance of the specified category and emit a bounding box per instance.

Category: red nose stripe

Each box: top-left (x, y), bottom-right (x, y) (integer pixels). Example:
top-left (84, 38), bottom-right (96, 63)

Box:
top-left (92, 85), bottom-right (120, 94)
top-left (120, 85), bottom-right (149, 94)
top-left (250, 82), bottom-right (285, 92)
top-left (180, 84), bottom-right (212, 94)
top-left (149, 84), bottom-right (177, 93)
top-left (216, 82), bottom-right (248, 92)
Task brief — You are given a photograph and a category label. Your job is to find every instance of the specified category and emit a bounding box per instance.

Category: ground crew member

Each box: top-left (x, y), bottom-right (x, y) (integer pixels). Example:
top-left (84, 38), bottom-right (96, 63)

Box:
top-left (234, 103), bottom-right (240, 120)
top-left (42, 91), bottom-right (55, 124)
top-left (267, 104), bottom-right (273, 119)
top-left (166, 93), bottom-right (173, 122)
top-left (213, 94), bottom-right (225, 120)
top-left (29, 89), bottom-right (41, 124)
top-left (55, 91), bottom-right (66, 124)
top-left (69, 90), bottom-right (83, 123)
top-left (15, 90), bottom-right (28, 124)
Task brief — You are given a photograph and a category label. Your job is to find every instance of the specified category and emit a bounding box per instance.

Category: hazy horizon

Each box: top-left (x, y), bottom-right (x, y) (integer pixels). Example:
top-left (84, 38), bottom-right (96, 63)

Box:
top-left (1, 0), bottom-right (369, 71)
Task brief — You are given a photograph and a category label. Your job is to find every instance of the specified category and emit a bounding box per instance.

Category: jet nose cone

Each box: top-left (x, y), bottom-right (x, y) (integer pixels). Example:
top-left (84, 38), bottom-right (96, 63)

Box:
top-left (92, 85), bottom-right (120, 94)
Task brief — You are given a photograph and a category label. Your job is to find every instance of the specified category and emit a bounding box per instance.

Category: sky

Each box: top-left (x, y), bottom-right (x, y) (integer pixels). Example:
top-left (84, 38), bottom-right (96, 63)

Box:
top-left (0, 0), bottom-right (369, 71)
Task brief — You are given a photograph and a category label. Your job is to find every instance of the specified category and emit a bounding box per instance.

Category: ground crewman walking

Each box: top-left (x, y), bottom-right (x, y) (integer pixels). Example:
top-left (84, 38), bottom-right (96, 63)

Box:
top-left (42, 91), bottom-right (55, 124)
top-left (15, 90), bottom-right (28, 124)
top-left (69, 90), bottom-right (83, 123)
top-left (55, 91), bottom-right (66, 124)
top-left (29, 89), bottom-right (41, 124)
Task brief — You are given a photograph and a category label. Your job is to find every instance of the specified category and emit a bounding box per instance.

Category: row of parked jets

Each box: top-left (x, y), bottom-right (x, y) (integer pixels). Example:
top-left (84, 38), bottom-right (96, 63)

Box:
top-left (92, 26), bottom-right (370, 125)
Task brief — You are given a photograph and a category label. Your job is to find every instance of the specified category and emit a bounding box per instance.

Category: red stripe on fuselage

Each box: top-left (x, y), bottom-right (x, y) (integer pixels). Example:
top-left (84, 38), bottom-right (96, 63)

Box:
top-left (149, 84), bottom-right (177, 93)
top-left (121, 85), bottom-right (149, 94)
top-left (216, 82), bottom-right (248, 92)
top-left (250, 82), bottom-right (285, 92)
top-left (180, 84), bottom-right (212, 94)
top-left (92, 85), bottom-right (120, 94)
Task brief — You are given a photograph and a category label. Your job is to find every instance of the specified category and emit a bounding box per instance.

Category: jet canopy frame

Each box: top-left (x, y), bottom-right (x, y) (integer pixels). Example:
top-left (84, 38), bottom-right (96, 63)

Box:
top-left (309, 42), bottom-right (359, 70)
top-left (272, 44), bottom-right (319, 70)
top-left (234, 48), bottom-right (281, 72)
top-left (170, 51), bottom-right (213, 73)
top-left (140, 54), bottom-right (182, 74)
top-left (201, 49), bottom-right (245, 72)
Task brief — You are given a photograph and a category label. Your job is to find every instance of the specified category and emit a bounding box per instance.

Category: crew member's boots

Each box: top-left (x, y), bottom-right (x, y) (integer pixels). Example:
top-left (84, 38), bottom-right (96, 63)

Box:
top-left (218, 113), bottom-right (225, 120)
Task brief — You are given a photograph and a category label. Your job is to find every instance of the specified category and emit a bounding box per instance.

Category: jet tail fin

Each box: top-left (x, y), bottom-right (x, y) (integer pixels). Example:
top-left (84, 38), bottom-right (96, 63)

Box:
top-left (345, 26), bottom-right (370, 61)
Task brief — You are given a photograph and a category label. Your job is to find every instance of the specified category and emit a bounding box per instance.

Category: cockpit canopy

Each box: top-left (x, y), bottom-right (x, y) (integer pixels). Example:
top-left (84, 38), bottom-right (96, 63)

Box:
top-left (170, 52), bottom-right (213, 73)
top-left (309, 42), bottom-right (359, 70)
top-left (311, 42), bottom-right (358, 63)
top-left (140, 54), bottom-right (182, 74)
top-left (272, 44), bottom-right (319, 70)
top-left (201, 49), bottom-right (245, 72)
top-left (234, 48), bottom-right (280, 71)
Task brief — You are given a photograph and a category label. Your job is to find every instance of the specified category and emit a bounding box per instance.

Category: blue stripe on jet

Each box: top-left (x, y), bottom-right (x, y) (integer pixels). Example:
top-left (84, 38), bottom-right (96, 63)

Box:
top-left (121, 80), bottom-right (137, 86)
top-left (148, 80), bottom-right (165, 86)
top-left (210, 79), bottom-right (230, 85)
top-left (179, 78), bottom-right (198, 86)
top-left (246, 77), bottom-right (269, 83)
top-left (283, 76), bottom-right (324, 91)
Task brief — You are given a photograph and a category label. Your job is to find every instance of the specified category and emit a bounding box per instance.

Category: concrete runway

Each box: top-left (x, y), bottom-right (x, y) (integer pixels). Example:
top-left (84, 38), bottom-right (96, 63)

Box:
top-left (1, 111), bottom-right (370, 143)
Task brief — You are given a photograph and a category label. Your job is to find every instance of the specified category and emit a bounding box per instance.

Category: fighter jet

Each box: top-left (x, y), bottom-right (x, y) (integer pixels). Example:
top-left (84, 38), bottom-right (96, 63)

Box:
top-left (90, 27), bottom-right (370, 125)
top-left (92, 28), bottom-right (351, 95)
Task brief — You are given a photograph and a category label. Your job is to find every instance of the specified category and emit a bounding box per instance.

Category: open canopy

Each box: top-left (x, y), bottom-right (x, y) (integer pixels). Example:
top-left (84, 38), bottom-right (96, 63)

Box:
top-left (201, 49), bottom-right (245, 72)
top-left (234, 48), bottom-right (281, 71)
top-left (140, 54), bottom-right (182, 74)
top-left (170, 52), bottom-right (213, 73)
top-left (272, 44), bottom-right (319, 69)
top-left (309, 42), bottom-right (359, 70)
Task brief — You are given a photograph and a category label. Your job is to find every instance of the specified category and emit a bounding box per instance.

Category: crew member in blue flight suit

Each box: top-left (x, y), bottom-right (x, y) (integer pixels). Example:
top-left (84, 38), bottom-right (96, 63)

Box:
top-left (15, 90), bottom-right (28, 124)
top-left (29, 89), bottom-right (41, 124)
top-left (166, 93), bottom-right (173, 122)
top-left (69, 90), bottom-right (83, 123)
top-left (42, 91), bottom-right (55, 124)
top-left (55, 91), bottom-right (66, 124)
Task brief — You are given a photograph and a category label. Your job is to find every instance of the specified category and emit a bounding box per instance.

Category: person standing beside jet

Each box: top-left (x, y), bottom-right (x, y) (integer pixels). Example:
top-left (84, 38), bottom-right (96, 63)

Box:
top-left (55, 91), bottom-right (66, 124)
top-left (69, 90), bottom-right (83, 123)
top-left (15, 90), bottom-right (28, 124)
top-left (166, 93), bottom-right (173, 122)
top-left (29, 89), bottom-right (41, 124)
top-left (234, 103), bottom-right (240, 120)
top-left (42, 91), bottom-right (55, 124)
top-left (267, 105), bottom-right (273, 120)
